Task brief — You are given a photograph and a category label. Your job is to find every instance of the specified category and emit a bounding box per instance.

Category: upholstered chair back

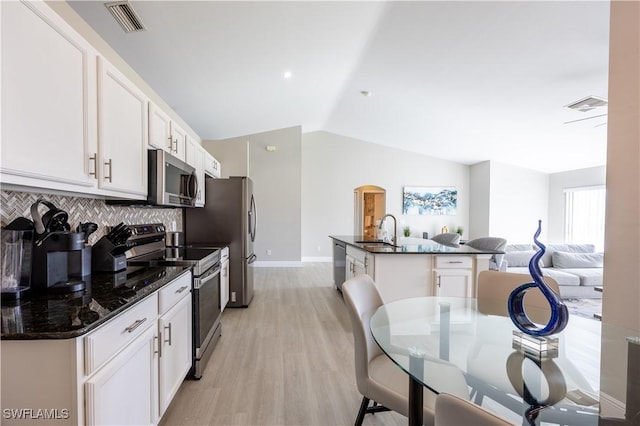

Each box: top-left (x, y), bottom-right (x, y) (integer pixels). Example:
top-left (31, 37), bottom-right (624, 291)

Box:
top-left (342, 274), bottom-right (384, 396)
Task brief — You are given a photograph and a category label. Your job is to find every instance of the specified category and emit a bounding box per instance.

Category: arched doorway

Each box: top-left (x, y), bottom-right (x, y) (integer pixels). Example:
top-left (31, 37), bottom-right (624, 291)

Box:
top-left (354, 185), bottom-right (386, 237)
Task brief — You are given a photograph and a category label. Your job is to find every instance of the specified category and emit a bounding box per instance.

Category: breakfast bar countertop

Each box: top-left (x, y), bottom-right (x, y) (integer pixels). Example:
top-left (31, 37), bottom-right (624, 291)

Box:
top-left (0, 266), bottom-right (191, 340)
top-left (330, 235), bottom-right (504, 255)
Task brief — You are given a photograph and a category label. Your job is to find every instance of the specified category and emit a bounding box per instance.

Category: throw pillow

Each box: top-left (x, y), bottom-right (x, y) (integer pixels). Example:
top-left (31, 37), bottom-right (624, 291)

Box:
top-left (552, 251), bottom-right (604, 268)
top-left (504, 250), bottom-right (537, 267)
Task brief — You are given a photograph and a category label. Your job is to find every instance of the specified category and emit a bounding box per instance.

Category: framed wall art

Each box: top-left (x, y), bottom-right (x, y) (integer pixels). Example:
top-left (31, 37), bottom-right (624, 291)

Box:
top-left (403, 186), bottom-right (457, 215)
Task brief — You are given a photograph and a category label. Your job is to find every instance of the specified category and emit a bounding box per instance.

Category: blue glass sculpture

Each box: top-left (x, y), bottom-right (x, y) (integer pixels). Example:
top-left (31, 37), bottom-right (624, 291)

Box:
top-left (507, 220), bottom-right (569, 336)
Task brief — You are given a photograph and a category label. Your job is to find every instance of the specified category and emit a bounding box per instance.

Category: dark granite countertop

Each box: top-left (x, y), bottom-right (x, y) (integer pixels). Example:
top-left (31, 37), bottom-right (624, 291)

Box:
top-left (330, 235), bottom-right (504, 255)
top-left (1, 266), bottom-right (191, 340)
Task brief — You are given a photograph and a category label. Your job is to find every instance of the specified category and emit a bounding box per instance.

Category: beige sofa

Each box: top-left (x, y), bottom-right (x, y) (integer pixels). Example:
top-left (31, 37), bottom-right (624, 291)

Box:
top-left (503, 243), bottom-right (603, 299)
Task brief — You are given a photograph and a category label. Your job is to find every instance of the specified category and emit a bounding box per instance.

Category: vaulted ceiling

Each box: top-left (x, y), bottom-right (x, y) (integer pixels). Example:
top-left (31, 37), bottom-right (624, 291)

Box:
top-left (69, 1), bottom-right (610, 173)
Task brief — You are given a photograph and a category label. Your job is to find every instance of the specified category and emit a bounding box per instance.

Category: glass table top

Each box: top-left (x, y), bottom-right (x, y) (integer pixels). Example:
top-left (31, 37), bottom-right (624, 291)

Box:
top-left (369, 297), bottom-right (640, 425)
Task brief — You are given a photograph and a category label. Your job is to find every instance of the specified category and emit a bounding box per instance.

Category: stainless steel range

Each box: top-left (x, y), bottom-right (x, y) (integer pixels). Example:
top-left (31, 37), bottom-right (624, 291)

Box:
top-left (124, 223), bottom-right (222, 379)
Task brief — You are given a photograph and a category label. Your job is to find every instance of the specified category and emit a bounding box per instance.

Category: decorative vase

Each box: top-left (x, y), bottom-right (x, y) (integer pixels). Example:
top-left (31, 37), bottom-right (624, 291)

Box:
top-left (507, 220), bottom-right (569, 337)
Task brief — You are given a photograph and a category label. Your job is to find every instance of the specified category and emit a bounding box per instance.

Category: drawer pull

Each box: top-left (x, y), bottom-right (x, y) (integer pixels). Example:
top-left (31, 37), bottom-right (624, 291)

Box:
top-left (175, 285), bottom-right (189, 294)
top-left (124, 317), bottom-right (147, 333)
top-left (164, 323), bottom-right (172, 346)
top-left (448, 261), bottom-right (463, 264)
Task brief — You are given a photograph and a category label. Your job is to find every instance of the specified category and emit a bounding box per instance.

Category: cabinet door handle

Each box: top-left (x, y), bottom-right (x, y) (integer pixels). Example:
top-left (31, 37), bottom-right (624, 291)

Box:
top-left (173, 138), bottom-right (178, 153)
top-left (164, 323), bottom-right (172, 346)
top-left (167, 136), bottom-right (173, 150)
top-left (124, 317), bottom-right (147, 333)
top-left (154, 335), bottom-right (162, 357)
top-left (437, 276), bottom-right (441, 287)
top-left (89, 153), bottom-right (97, 179)
top-left (175, 285), bottom-right (189, 294)
top-left (104, 159), bottom-right (113, 183)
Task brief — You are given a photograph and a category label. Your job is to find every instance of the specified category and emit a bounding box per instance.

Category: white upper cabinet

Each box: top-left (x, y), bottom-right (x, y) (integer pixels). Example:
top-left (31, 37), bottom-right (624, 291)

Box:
top-left (170, 123), bottom-right (187, 161)
top-left (204, 151), bottom-right (221, 178)
top-left (97, 57), bottom-right (148, 196)
top-left (148, 103), bottom-right (172, 153)
top-left (0, 0), bottom-right (98, 191)
top-left (148, 103), bottom-right (186, 162)
top-left (0, 1), bottom-right (205, 199)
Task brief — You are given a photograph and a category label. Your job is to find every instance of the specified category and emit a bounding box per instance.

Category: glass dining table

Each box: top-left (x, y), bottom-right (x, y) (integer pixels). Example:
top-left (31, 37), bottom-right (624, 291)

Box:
top-left (369, 297), bottom-right (640, 426)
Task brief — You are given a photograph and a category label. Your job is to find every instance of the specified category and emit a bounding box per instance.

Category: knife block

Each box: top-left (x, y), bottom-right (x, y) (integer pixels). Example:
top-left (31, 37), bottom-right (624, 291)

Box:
top-left (91, 237), bottom-right (127, 272)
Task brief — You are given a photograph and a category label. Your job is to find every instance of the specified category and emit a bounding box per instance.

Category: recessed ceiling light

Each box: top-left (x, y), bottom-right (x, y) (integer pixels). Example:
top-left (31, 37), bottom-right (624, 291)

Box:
top-left (283, 71), bottom-right (293, 79)
top-left (360, 90), bottom-right (372, 97)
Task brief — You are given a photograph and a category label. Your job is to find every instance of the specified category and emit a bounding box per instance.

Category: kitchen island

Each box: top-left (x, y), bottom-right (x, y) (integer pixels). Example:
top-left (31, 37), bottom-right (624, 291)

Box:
top-left (330, 235), bottom-right (504, 302)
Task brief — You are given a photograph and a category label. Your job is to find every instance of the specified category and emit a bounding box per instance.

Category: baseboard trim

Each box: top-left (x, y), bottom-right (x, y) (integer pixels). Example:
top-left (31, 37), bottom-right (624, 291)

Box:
top-left (252, 261), bottom-right (303, 268)
top-left (599, 391), bottom-right (626, 418)
top-left (301, 257), bottom-right (332, 262)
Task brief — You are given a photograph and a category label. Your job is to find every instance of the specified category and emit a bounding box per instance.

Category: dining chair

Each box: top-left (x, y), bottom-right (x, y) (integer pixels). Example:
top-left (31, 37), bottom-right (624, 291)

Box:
top-left (476, 270), bottom-right (559, 324)
top-left (434, 393), bottom-right (514, 426)
top-left (342, 274), bottom-right (468, 426)
top-left (431, 233), bottom-right (461, 246)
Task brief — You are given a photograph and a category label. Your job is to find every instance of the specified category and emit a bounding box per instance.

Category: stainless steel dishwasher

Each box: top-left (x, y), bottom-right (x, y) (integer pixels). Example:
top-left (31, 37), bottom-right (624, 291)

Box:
top-left (333, 240), bottom-right (346, 291)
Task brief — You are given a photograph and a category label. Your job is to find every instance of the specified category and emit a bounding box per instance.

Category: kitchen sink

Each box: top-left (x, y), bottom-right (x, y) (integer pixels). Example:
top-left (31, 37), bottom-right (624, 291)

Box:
top-left (357, 240), bottom-right (400, 248)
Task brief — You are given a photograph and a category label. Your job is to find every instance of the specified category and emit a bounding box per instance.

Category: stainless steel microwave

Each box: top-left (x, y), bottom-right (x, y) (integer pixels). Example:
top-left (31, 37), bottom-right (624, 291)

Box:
top-left (148, 149), bottom-right (198, 207)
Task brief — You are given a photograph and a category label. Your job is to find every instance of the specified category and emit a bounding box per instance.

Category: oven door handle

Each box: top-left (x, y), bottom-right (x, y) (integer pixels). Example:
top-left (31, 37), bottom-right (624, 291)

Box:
top-left (194, 267), bottom-right (220, 289)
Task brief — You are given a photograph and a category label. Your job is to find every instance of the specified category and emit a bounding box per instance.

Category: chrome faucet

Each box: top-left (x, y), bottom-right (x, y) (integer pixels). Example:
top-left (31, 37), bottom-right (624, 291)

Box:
top-left (378, 214), bottom-right (397, 246)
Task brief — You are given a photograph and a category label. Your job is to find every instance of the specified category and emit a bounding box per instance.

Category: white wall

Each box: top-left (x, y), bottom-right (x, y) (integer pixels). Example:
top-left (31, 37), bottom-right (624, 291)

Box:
top-left (468, 161), bottom-right (549, 244)
top-left (205, 127), bottom-right (302, 264)
top-left (602, 0), bottom-right (639, 331)
top-left (488, 162), bottom-right (549, 244)
top-left (302, 131), bottom-right (470, 259)
top-left (469, 161), bottom-right (491, 238)
top-left (547, 166), bottom-right (606, 243)
top-left (202, 139), bottom-right (249, 178)
top-left (598, 0), bottom-right (640, 410)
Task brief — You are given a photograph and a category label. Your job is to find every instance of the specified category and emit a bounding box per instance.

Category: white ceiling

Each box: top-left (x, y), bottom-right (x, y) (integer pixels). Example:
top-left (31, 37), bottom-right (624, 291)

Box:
top-left (68, 1), bottom-right (610, 173)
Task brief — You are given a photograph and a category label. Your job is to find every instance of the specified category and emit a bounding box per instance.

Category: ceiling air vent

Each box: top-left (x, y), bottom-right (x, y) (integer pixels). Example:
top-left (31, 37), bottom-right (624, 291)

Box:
top-left (105, 1), bottom-right (146, 33)
top-left (565, 96), bottom-right (608, 113)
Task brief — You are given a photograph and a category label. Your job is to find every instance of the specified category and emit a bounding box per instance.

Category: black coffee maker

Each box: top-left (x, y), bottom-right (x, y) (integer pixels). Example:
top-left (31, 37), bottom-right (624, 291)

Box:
top-left (30, 200), bottom-right (90, 294)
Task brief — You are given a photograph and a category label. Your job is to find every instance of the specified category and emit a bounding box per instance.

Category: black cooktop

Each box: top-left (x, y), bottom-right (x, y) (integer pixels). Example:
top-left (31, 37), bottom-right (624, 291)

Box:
top-left (128, 247), bottom-right (221, 276)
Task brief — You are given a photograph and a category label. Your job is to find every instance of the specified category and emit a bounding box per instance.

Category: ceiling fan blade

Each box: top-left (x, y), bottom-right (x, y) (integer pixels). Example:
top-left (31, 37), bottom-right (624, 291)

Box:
top-left (564, 113), bottom-right (608, 124)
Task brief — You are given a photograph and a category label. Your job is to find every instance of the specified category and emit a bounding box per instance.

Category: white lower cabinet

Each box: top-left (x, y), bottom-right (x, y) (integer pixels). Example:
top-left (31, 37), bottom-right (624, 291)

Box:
top-left (434, 269), bottom-right (473, 297)
top-left (85, 325), bottom-right (159, 426)
top-left (345, 246), bottom-right (369, 280)
top-left (433, 256), bottom-right (474, 297)
top-left (343, 249), bottom-right (487, 302)
top-left (0, 271), bottom-right (193, 426)
top-left (158, 295), bottom-right (192, 417)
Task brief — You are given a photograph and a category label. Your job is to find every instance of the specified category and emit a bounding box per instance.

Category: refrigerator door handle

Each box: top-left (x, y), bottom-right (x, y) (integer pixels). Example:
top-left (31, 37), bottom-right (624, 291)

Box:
top-left (247, 254), bottom-right (257, 264)
top-left (249, 194), bottom-right (257, 242)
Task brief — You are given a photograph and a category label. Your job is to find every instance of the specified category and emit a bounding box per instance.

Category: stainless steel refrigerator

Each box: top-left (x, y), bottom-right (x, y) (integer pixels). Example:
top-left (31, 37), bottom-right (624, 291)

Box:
top-left (184, 176), bottom-right (256, 307)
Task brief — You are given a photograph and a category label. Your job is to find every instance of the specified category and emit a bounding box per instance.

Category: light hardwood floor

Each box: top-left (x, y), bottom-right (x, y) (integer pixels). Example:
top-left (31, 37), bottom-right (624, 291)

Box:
top-left (159, 263), bottom-right (406, 426)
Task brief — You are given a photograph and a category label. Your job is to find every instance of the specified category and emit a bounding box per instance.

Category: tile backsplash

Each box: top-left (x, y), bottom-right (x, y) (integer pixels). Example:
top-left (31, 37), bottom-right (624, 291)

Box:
top-left (0, 190), bottom-right (182, 244)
